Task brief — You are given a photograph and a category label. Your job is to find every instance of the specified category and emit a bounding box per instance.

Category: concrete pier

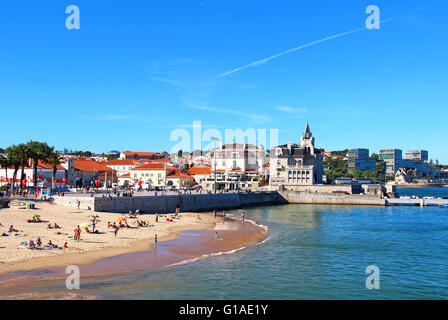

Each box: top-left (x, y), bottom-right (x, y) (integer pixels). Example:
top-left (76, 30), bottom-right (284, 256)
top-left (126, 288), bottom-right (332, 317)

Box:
top-left (386, 198), bottom-right (448, 206)
top-left (278, 190), bottom-right (386, 206)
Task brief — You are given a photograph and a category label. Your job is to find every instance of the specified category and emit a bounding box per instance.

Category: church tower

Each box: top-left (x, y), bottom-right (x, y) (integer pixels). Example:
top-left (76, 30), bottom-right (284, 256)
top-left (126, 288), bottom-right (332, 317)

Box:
top-left (300, 122), bottom-right (315, 155)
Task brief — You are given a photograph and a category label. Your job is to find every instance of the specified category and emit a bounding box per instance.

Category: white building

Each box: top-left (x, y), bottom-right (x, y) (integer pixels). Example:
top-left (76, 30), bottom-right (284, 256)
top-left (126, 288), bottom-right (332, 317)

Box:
top-left (103, 159), bottom-right (142, 177)
top-left (0, 161), bottom-right (67, 188)
top-left (269, 122), bottom-right (324, 188)
top-left (200, 143), bottom-right (266, 191)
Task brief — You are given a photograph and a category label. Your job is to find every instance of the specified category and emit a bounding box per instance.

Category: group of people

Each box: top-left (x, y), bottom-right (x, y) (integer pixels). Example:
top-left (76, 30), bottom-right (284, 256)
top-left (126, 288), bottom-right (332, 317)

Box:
top-left (20, 237), bottom-right (67, 250)
top-left (27, 216), bottom-right (42, 223)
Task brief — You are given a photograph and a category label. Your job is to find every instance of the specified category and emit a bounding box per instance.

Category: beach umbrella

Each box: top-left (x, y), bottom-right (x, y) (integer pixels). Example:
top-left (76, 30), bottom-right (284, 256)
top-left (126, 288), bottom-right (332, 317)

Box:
top-left (115, 217), bottom-right (127, 222)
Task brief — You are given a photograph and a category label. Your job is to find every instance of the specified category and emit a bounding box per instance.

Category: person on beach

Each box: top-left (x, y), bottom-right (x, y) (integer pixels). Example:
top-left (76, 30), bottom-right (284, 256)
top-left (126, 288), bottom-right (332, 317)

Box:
top-left (155, 214), bottom-right (159, 223)
top-left (63, 242), bottom-right (68, 249)
top-left (215, 231), bottom-right (220, 239)
top-left (77, 200), bottom-right (80, 210)
top-left (74, 225), bottom-right (81, 240)
top-left (154, 234), bottom-right (158, 245)
top-left (213, 210), bottom-right (216, 219)
top-left (242, 212), bottom-right (245, 222)
top-left (113, 225), bottom-right (119, 237)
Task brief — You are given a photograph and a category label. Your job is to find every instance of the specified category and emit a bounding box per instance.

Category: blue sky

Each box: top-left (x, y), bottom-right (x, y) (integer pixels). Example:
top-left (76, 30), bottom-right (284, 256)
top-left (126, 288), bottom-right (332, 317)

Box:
top-left (1, 0), bottom-right (447, 162)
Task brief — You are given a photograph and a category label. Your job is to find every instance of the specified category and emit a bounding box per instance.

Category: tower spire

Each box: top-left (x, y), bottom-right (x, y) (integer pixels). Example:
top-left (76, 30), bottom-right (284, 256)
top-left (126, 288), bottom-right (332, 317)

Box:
top-left (304, 121), bottom-right (312, 139)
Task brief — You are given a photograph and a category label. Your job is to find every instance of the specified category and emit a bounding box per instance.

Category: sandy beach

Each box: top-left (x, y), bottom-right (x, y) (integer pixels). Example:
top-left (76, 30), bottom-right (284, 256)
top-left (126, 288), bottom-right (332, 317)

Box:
top-left (0, 200), bottom-right (217, 274)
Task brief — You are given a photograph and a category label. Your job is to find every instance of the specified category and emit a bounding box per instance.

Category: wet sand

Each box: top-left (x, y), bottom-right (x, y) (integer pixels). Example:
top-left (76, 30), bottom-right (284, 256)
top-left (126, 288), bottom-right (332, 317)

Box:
top-left (0, 216), bottom-right (268, 298)
top-left (0, 201), bottom-right (216, 274)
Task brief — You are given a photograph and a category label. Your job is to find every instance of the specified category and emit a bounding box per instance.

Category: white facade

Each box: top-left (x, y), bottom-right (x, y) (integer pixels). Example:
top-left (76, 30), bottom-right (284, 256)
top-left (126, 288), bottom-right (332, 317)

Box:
top-left (269, 122), bottom-right (324, 188)
top-left (0, 167), bottom-right (67, 187)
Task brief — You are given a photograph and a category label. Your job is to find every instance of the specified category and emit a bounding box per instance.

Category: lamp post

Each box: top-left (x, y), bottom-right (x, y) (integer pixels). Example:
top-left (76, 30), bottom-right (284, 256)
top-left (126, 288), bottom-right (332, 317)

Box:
top-left (213, 137), bottom-right (220, 194)
top-left (164, 162), bottom-right (167, 193)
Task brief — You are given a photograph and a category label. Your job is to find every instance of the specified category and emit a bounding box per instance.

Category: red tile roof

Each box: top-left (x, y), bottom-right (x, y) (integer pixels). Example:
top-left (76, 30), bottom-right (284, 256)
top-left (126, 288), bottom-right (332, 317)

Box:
top-left (3, 160), bottom-right (65, 171)
top-left (119, 173), bottom-right (130, 177)
top-left (105, 159), bottom-right (141, 166)
top-left (74, 160), bottom-right (112, 172)
top-left (122, 151), bottom-right (157, 156)
top-left (132, 163), bottom-right (177, 170)
top-left (187, 167), bottom-right (211, 175)
top-left (167, 170), bottom-right (192, 178)
top-left (139, 158), bottom-right (171, 163)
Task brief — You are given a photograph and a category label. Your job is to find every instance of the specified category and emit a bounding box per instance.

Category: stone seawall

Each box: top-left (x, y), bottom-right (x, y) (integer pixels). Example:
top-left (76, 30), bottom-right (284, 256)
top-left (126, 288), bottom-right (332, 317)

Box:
top-left (51, 190), bottom-right (385, 214)
top-left (279, 190), bottom-right (386, 206)
top-left (52, 196), bottom-right (95, 210)
top-left (93, 191), bottom-right (286, 214)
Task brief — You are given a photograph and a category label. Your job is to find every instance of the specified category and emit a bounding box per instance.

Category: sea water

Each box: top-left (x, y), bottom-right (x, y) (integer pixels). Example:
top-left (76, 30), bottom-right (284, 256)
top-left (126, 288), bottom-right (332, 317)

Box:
top-left (2, 188), bottom-right (448, 300)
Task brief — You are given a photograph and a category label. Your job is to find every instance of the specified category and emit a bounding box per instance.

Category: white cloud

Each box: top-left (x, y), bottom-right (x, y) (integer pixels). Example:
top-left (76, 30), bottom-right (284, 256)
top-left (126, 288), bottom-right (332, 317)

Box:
top-left (188, 104), bottom-right (272, 124)
top-left (275, 106), bottom-right (308, 113)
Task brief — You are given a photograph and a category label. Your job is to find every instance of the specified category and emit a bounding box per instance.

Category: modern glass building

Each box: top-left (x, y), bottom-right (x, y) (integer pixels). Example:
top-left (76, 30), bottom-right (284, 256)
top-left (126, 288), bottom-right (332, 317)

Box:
top-left (379, 149), bottom-right (435, 177)
top-left (404, 150), bottom-right (429, 161)
top-left (378, 149), bottom-right (403, 175)
top-left (348, 148), bottom-right (376, 172)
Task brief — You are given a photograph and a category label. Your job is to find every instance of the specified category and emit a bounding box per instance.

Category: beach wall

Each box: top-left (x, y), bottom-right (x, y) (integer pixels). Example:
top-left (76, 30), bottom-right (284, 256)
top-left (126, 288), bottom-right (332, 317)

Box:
top-left (278, 190), bottom-right (386, 206)
top-left (52, 196), bottom-right (95, 210)
top-left (93, 192), bottom-right (285, 214)
top-left (51, 190), bottom-right (385, 214)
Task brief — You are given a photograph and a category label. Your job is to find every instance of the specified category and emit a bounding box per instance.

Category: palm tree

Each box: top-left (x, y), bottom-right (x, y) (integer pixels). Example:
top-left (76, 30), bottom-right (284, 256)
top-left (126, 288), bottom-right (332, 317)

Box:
top-left (0, 155), bottom-right (11, 186)
top-left (27, 141), bottom-right (54, 193)
top-left (43, 151), bottom-right (65, 193)
top-left (16, 143), bottom-right (30, 192)
top-left (5, 145), bottom-right (21, 194)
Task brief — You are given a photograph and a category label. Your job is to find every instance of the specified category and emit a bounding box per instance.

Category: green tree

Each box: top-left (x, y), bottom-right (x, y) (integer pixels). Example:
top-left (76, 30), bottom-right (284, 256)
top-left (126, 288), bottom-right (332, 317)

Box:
top-left (43, 151), bottom-right (65, 193)
top-left (5, 145), bottom-right (22, 193)
top-left (27, 141), bottom-right (54, 193)
top-left (0, 155), bottom-right (12, 185)
top-left (16, 143), bottom-right (31, 192)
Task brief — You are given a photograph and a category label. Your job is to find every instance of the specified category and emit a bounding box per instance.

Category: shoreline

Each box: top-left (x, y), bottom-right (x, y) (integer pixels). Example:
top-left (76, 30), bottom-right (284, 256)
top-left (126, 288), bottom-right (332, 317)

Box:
top-left (0, 201), bottom-right (216, 275)
top-left (0, 217), bottom-right (268, 297)
top-left (0, 201), bottom-right (268, 285)
top-left (0, 221), bottom-right (216, 275)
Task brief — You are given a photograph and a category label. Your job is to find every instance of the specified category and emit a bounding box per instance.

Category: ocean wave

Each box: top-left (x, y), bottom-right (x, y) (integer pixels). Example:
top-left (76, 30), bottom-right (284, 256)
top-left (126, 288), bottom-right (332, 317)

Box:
top-left (166, 234), bottom-right (271, 268)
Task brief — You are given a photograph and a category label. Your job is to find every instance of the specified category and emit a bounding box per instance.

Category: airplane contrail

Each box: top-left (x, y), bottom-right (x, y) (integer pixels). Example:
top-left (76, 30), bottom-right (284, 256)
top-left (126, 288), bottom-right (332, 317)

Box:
top-left (216, 0), bottom-right (446, 79)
